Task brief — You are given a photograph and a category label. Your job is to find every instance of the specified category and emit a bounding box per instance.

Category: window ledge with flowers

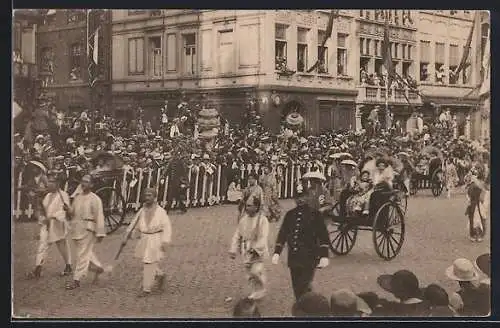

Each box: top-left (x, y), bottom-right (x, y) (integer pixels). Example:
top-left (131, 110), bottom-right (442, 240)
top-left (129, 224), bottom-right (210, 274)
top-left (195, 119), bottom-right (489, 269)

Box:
top-left (275, 56), bottom-right (296, 76)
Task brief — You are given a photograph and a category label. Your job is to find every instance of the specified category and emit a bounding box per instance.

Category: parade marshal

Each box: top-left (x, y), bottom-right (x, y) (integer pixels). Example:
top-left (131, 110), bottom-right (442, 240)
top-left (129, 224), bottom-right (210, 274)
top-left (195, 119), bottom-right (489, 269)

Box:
top-left (272, 189), bottom-right (330, 301)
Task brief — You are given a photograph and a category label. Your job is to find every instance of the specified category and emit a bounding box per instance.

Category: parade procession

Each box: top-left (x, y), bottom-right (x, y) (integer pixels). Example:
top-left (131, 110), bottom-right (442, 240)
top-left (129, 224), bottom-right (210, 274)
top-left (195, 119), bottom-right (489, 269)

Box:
top-left (12, 9), bottom-right (490, 318)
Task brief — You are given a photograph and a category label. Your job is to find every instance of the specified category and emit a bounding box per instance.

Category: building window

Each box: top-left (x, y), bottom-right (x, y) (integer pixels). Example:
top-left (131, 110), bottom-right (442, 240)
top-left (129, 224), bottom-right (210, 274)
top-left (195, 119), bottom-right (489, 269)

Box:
top-left (69, 43), bottom-right (83, 81)
top-left (337, 33), bottom-right (348, 76)
top-left (166, 34), bottom-right (176, 72)
top-left (14, 22), bottom-right (21, 52)
top-left (374, 40), bottom-right (380, 57)
top-left (297, 28), bottom-right (308, 73)
top-left (183, 33), bottom-right (197, 74)
top-left (402, 62), bottom-right (412, 78)
top-left (218, 29), bottom-right (234, 74)
top-left (317, 30), bottom-right (328, 74)
top-left (449, 44), bottom-right (459, 84)
top-left (419, 41), bottom-right (430, 82)
top-left (462, 46), bottom-right (472, 84)
top-left (128, 10), bottom-right (148, 16)
top-left (407, 45), bottom-right (412, 60)
top-left (365, 39), bottom-right (371, 56)
top-left (67, 9), bottom-right (85, 24)
top-left (148, 36), bottom-right (162, 77)
top-left (394, 43), bottom-right (399, 59)
top-left (275, 24), bottom-right (288, 70)
top-left (435, 42), bottom-right (445, 83)
top-left (359, 10), bottom-right (364, 17)
top-left (128, 37), bottom-right (144, 75)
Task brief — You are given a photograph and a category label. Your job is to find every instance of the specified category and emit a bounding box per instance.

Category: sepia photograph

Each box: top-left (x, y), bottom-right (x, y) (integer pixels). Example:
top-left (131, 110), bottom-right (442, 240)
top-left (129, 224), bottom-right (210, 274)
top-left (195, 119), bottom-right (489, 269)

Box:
top-left (12, 9), bottom-right (490, 319)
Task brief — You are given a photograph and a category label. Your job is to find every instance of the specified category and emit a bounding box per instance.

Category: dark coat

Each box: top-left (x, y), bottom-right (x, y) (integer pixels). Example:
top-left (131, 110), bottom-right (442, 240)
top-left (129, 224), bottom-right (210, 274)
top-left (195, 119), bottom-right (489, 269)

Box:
top-left (274, 205), bottom-right (330, 268)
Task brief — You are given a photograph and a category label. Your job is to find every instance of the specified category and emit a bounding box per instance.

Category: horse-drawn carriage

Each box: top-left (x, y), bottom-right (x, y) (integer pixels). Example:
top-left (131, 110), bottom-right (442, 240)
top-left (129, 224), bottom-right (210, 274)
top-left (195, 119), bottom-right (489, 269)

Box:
top-left (409, 146), bottom-right (445, 197)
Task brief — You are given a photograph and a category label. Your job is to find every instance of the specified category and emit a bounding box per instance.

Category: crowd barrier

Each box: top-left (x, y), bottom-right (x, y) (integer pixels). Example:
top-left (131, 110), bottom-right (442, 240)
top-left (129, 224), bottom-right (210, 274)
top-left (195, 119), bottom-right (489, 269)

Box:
top-left (12, 162), bottom-right (447, 221)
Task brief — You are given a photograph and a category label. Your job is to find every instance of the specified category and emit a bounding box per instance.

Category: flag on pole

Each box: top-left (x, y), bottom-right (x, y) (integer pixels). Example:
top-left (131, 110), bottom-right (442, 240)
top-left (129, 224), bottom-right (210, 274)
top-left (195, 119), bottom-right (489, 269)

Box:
top-left (479, 26), bottom-right (490, 97)
top-left (306, 10), bottom-right (338, 73)
top-left (87, 9), bottom-right (101, 87)
top-left (382, 19), bottom-right (396, 89)
top-left (450, 11), bottom-right (478, 83)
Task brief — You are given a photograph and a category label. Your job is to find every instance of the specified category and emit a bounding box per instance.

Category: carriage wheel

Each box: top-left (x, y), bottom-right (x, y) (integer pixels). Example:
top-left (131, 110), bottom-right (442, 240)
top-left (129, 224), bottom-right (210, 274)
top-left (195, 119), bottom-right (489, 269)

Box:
top-left (431, 170), bottom-right (444, 197)
top-left (372, 202), bottom-right (405, 261)
top-left (327, 204), bottom-right (358, 256)
top-left (95, 186), bottom-right (126, 234)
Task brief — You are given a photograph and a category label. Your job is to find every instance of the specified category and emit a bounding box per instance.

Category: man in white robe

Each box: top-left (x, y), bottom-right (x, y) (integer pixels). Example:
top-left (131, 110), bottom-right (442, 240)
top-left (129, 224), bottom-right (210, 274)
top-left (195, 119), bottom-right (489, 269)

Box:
top-left (27, 174), bottom-right (72, 279)
top-left (65, 174), bottom-right (106, 290)
top-left (123, 188), bottom-right (172, 297)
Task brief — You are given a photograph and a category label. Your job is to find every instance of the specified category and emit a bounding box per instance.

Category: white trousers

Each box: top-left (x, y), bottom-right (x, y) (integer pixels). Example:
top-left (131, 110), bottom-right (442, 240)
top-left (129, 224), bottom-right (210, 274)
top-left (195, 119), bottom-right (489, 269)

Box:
top-left (245, 261), bottom-right (266, 300)
top-left (143, 262), bottom-right (164, 292)
top-left (35, 226), bottom-right (71, 267)
top-left (73, 232), bottom-right (103, 281)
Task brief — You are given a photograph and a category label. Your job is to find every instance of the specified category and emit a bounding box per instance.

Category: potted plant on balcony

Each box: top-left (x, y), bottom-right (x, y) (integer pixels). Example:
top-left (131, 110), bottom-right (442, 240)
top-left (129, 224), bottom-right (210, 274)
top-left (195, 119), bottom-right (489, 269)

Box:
top-left (275, 56), bottom-right (296, 77)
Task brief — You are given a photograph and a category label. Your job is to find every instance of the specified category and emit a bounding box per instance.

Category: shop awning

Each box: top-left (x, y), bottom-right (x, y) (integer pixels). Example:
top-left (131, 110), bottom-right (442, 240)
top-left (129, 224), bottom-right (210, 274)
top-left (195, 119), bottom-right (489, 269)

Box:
top-left (421, 96), bottom-right (480, 108)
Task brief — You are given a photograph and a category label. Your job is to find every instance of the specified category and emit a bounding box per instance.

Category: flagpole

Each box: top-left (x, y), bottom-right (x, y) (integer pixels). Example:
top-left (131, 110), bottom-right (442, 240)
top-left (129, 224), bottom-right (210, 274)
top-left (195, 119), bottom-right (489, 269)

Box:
top-left (86, 9), bottom-right (95, 136)
top-left (385, 70), bottom-right (389, 130)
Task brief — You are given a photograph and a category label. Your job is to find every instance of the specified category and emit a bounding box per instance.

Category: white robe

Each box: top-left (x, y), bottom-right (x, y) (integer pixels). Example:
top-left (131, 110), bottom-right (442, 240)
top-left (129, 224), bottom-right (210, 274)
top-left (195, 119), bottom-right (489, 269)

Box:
top-left (41, 190), bottom-right (70, 243)
top-left (230, 213), bottom-right (269, 263)
top-left (126, 205), bottom-right (172, 263)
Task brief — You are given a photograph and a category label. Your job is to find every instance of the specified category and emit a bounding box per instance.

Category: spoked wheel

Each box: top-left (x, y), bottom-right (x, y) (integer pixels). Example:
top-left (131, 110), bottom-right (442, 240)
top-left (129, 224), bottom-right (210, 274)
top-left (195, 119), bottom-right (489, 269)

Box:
top-left (327, 203), bottom-right (358, 256)
top-left (431, 170), bottom-right (444, 197)
top-left (372, 202), bottom-right (405, 261)
top-left (95, 186), bottom-right (126, 234)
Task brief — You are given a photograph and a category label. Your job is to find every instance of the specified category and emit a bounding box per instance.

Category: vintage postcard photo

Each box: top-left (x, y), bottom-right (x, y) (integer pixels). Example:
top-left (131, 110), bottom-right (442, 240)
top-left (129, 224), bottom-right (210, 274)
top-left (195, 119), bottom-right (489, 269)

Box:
top-left (12, 9), bottom-right (490, 318)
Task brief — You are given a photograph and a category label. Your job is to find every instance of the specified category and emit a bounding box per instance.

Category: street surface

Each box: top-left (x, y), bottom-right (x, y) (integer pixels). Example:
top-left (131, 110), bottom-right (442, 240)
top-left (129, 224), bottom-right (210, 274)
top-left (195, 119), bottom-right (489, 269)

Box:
top-left (12, 190), bottom-right (489, 318)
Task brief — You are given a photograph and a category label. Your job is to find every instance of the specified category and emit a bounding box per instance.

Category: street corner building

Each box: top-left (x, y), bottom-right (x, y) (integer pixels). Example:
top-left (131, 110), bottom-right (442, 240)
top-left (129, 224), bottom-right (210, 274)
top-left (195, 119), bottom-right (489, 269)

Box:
top-left (14, 9), bottom-right (490, 140)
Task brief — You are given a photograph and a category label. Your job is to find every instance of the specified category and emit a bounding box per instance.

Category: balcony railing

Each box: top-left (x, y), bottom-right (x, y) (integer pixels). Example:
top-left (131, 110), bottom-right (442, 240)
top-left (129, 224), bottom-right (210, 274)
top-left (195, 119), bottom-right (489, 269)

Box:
top-left (357, 85), bottom-right (422, 104)
top-left (13, 62), bottom-right (37, 80)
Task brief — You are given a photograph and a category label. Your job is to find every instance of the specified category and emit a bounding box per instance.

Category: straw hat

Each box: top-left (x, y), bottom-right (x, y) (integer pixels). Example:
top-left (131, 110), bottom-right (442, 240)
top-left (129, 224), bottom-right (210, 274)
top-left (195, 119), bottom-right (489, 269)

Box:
top-left (445, 258), bottom-right (479, 282)
top-left (301, 171), bottom-right (326, 181)
top-left (330, 289), bottom-right (373, 315)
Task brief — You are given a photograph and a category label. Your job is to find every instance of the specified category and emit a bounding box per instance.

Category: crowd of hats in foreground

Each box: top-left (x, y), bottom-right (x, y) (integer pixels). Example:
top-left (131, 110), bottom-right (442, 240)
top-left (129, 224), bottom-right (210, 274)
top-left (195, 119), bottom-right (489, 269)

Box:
top-left (232, 254), bottom-right (490, 318)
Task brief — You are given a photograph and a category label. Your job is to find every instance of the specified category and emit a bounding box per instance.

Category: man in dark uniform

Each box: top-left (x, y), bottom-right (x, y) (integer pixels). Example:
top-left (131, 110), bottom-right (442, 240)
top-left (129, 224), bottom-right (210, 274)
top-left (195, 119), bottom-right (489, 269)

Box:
top-left (271, 189), bottom-right (330, 301)
top-left (165, 153), bottom-right (189, 213)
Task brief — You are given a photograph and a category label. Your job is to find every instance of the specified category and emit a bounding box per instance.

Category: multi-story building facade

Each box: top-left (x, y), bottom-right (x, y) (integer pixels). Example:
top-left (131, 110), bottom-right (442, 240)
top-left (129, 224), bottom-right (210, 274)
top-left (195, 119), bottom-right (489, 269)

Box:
top-left (110, 9), bottom-right (487, 138)
top-left (36, 9), bottom-right (112, 114)
top-left (13, 9), bottom-right (42, 113)
top-left (415, 10), bottom-right (481, 138)
top-left (111, 9), bottom-right (360, 132)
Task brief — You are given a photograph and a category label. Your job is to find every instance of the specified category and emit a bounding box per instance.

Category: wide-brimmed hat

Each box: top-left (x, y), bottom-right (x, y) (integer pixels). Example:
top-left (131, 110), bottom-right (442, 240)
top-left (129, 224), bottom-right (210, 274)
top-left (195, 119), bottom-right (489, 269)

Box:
top-left (341, 159), bottom-right (357, 167)
top-left (292, 292), bottom-right (330, 317)
top-left (29, 160), bottom-right (47, 173)
top-left (377, 270), bottom-right (422, 299)
top-left (330, 289), bottom-right (372, 315)
top-left (475, 253), bottom-right (490, 277)
top-left (445, 258), bottom-right (479, 282)
top-left (301, 171), bottom-right (326, 181)
top-left (35, 134), bottom-right (44, 141)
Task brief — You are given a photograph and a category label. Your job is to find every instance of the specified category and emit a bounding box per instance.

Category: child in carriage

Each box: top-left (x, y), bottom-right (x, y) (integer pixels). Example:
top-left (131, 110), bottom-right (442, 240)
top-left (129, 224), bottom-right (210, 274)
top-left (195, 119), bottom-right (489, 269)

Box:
top-left (346, 170), bottom-right (373, 216)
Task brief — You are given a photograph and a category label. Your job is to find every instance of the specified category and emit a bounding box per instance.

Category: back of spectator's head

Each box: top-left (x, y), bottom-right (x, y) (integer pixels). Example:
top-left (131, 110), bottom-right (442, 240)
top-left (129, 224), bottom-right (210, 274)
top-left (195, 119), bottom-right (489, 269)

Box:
top-left (232, 297), bottom-right (261, 318)
top-left (292, 292), bottom-right (330, 317)
top-left (423, 284), bottom-right (449, 307)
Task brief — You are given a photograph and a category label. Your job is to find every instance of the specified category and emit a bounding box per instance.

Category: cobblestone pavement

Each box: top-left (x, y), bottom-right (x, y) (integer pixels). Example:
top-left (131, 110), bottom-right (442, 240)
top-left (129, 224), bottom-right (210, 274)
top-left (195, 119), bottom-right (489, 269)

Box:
top-left (12, 191), bottom-right (490, 318)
